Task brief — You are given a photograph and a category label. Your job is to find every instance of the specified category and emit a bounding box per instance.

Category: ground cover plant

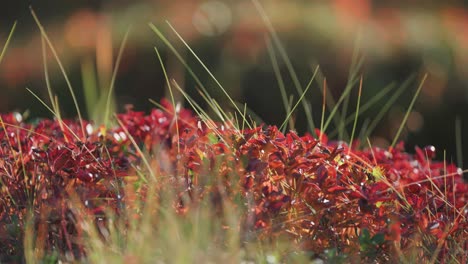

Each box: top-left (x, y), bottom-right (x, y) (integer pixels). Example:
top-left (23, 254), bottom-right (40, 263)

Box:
top-left (1, 4), bottom-right (468, 263)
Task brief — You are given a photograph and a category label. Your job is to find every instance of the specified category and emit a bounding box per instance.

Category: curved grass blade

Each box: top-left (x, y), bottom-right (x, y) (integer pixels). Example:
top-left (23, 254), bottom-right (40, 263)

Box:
top-left (165, 21), bottom-right (250, 129)
top-left (104, 27), bottom-right (131, 129)
top-left (455, 116), bottom-right (463, 169)
top-left (265, 37), bottom-right (292, 131)
top-left (252, 0), bottom-right (317, 136)
top-left (339, 36), bottom-right (365, 140)
top-left (348, 76), bottom-right (363, 153)
top-left (362, 75), bottom-right (415, 141)
top-left (279, 67), bottom-right (319, 132)
top-left (41, 36), bottom-right (58, 114)
top-left (0, 21), bottom-right (16, 65)
top-left (154, 46), bottom-right (180, 153)
top-left (116, 117), bottom-right (154, 183)
top-left (30, 8), bottom-right (86, 139)
top-left (81, 57), bottom-right (99, 119)
top-left (391, 74), bottom-right (427, 148)
top-left (322, 76), bottom-right (361, 134)
top-left (149, 23), bottom-right (250, 130)
top-left (337, 82), bottom-right (395, 135)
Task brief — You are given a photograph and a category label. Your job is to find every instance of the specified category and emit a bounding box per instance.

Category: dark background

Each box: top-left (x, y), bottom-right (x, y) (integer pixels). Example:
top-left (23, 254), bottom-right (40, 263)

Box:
top-left (1, 0), bottom-right (467, 169)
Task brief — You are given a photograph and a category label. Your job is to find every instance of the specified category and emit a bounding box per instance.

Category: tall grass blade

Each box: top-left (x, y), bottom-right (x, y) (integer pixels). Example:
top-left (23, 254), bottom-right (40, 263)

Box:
top-left (0, 21), bottom-right (16, 65)
top-left (320, 78), bottom-right (327, 141)
top-left (322, 75), bottom-right (361, 134)
top-left (26, 88), bottom-right (79, 142)
top-left (30, 8), bottom-right (85, 138)
top-left (104, 27), bottom-right (131, 129)
top-left (362, 75), bottom-right (415, 141)
top-left (339, 94), bottom-right (351, 140)
top-left (391, 74), bottom-right (427, 148)
top-left (233, 101), bottom-right (265, 127)
top-left (81, 57), bottom-right (99, 119)
top-left (165, 21), bottom-right (250, 129)
top-left (41, 36), bottom-right (59, 115)
top-left (339, 35), bottom-right (364, 140)
top-left (116, 117), bottom-right (155, 182)
top-left (265, 37), bottom-right (292, 130)
top-left (313, 65), bottom-right (344, 135)
top-left (455, 116), bottom-right (463, 168)
top-left (343, 83), bottom-right (395, 126)
top-left (349, 76), bottom-right (363, 153)
top-left (154, 46), bottom-right (180, 153)
top-left (279, 67), bottom-right (319, 131)
top-left (328, 82), bottom-right (395, 138)
top-left (170, 80), bottom-right (229, 143)
top-left (252, 0), bottom-right (316, 135)
top-left (148, 23), bottom-right (249, 129)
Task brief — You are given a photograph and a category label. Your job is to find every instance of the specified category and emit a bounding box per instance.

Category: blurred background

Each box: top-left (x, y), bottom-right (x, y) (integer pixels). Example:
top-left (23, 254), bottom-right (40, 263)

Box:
top-left (0, 0), bottom-right (467, 169)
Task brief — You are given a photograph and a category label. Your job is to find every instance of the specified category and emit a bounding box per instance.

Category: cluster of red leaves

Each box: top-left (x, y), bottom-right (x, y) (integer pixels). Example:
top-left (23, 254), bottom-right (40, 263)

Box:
top-left (0, 99), bottom-right (467, 262)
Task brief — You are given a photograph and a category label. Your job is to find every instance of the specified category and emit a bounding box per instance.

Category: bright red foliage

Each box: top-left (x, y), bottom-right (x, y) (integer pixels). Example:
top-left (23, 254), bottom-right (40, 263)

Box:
top-left (0, 99), bottom-right (466, 262)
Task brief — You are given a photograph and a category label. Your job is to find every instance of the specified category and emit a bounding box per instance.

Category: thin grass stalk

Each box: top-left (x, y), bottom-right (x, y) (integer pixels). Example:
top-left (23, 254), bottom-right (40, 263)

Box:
top-left (252, 0), bottom-right (316, 136)
top-left (154, 46), bottom-right (181, 153)
top-left (362, 75), bottom-right (415, 141)
top-left (391, 74), bottom-right (427, 148)
top-left (265, 38), bottom-right (293, 132)
top-left (455, 116), bottom-right (463, 169)
top-left (0, 21), bottom-right (16, 64)
top-left (165, 21), bottom-right (250, 129)
top-left (279, 67), bottom-right (319, 131)
top-left (104, 27), bottom-right (131, 129)
top-left (30, 8), bottom-right (86, 139)
top-left (348, 76), bottom-right (363, 154)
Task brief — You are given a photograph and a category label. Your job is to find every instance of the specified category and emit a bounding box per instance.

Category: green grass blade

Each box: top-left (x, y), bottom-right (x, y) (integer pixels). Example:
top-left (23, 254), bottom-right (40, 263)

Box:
top-left (148, 23), bottom-right (244, 129)
top-left (149, 23), bottom-right (208, 96)
top-left (26, 88), bottom-right (57, 118)
top-left (339, 39), bottom-right (364, 140)
top-left (314, 66), bottom-right (341, 134)
top-left (31, 8), bottom-right (85, 138)
top-left (362, 75), bottom-right (415, 141)
top-left (154, 46), bottom-right (180, 153)
top-left (339, 93), bottom-right (351, 140)
top-left (348, 76), bottom-right (363, 152)
top-left (319, 79), bottom-right (327, 140)
top-left (322, 75), bottom-right (361, 134)
top-left (232, 101), bottom-right (265, 127)
top-left (279, 67), bottom-right (319, 131)
top-left (328, 82), bottom-right (395, 139)
top-left (343, 82), bottom-right (395, 126)
top-left (242, 103), bottom-right (247, 131)
top-left (391, 74), bottom-right (427, 148)
top-left (116, 117), bottom-right (153, 183)
top-left (251, 0), bottom-right (316, 135)
top-left (0, 21), bottom-right (16, 65)
top-left (266, 37), bottom-right (292, 129)
top-left (26, 88), bottom-right (81, 142)
top-left (358, 118), bottom-right (370, 144)
top-left (41, 36), bottom-right (58, 114)
top-left (170, 80), bottom-right (229, 143)
top-left (81, 57), bottom-right (99, 119)
top-left (165, 21), bottom-right (250, 129)
top-left (195, 89), bottom-right (227, 123)
top-left (455, 116), bottom-right (463, 168)
top-left (104, 27), bottom-right (131, 129)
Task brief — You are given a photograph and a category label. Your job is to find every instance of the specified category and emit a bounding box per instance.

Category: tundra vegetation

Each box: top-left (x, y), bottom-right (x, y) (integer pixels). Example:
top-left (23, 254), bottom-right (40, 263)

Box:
top-left (0, 5), bottom-right (467, 264)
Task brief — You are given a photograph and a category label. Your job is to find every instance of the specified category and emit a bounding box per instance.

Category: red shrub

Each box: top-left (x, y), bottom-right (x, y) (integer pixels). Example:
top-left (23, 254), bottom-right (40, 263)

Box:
top-left (0, 100), bottom-right (466, 262)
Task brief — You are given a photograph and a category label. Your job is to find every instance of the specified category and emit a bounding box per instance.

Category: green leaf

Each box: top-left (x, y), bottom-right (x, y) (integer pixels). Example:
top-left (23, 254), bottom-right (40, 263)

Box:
top-left (371, 233), bottom-right (386, 245)
top-left (208, 133), bottom-right (219, 144)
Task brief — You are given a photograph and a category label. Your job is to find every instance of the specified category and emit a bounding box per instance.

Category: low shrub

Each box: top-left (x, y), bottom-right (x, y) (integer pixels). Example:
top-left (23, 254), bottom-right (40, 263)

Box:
top-left (0, 99), bottom-right (466, 263)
